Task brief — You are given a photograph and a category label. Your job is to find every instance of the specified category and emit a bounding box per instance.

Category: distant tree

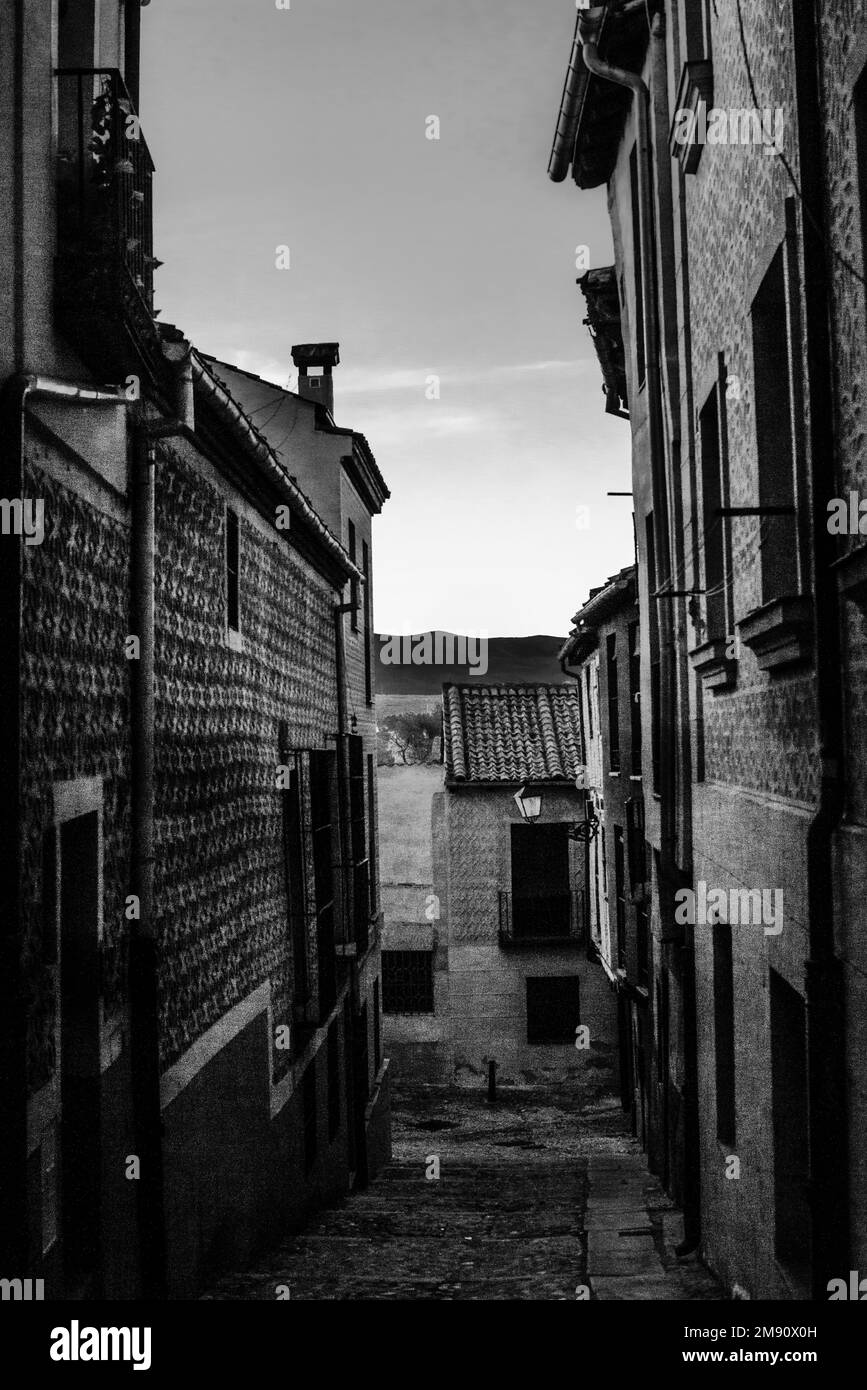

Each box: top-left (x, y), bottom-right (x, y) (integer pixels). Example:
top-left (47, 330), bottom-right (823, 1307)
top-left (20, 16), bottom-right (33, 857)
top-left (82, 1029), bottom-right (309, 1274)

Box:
top-left (378, 712), bottom-right (442, 766)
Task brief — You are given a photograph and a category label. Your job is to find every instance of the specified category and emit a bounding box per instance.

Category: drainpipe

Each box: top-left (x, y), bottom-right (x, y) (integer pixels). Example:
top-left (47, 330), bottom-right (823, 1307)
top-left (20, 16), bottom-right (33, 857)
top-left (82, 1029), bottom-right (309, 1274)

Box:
top-left (334, 601), bottom-right (353, 955)
top-left (797, 1), bottom-right (848, 1297)
top-left (129, 419), bottom-right (167, 1300)
top-left (580, 16), bottom-right (701, 1248)
top-left (0, 375), bottom-right (129, 1277)
top-left (333, 599), bottom-right (370, 1189)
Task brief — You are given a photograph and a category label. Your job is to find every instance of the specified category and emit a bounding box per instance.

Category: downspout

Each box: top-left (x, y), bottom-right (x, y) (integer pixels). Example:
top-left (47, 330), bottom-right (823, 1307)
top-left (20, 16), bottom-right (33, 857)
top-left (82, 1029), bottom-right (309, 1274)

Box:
top-left (580, 23), bottom-right (676, 876)
top-left (580, 17), bottom-right (700, 1246)
top-left (334, 601), bottom-right (353, 955)
top-left (796, 1), bottom-right (848, 1297)
top-left (0, 376), bottom-right (130, 1277)
top-left (334, 599), bottom-right (370, 1189)
top-left (129, 418), bottom-right (167, 1301)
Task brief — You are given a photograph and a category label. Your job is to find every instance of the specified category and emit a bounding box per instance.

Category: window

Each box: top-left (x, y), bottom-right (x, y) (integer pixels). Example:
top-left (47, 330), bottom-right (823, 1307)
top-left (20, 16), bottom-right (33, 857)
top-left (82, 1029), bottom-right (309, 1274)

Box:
top-left (280, 749), bottom-right (309, 1017)
top-left (303, 1062), bottom-right (318, 1174)
top-left (713, 921), bottom-right (736, 1147)
top-left (585, 665), bottom-right (593, 740)
top-left (367, 754), bottom-right (377, 916)
top-left (225, 506), bottom-right (240, 632)
top-left (606, 632), bottom-right (620, 772)
top-left (770, 970), bottom-right (810, 1281)
top-left (681, 0), bottom-right (712, 62)
top-left (349, 734), bottom-right (369, 953)
top-left (382, 950), bottom-right (434, 1014)
top-left (347, 519), bottom-right (359, 632)
top-left (699, 364), bottom-right (733, 639)
top-left (309, 751), bottom-right (336, 1017)
top-left (58, 807), bottom-right (101, 1294)
top-left (645, 514), bottom-right (661, 792)
top-left (628, 621), bottom-right (642, 773)
top-left (526, 977), bottom-right (580, 1044)
top-left (629, 147), bottom-right (646, 391)
top-left (614, 826), bottom-right (627, 970)
top-left (327, 1021), bottom-right (340, 1142)
top-left (751, 247), bottom-right (799, 604)
top-left (510, 823), bottom-right (571, 939)
top-left (636, 900), bottom-right (649, 988)
top-left (363, 539), bottom-right (372, 704)
top-left (373, 977), bottom-right (381, 1074)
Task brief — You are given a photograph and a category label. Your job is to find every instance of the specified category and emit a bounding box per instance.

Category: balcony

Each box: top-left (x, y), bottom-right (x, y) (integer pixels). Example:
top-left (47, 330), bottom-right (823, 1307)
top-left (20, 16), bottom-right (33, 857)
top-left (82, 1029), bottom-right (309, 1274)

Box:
top-left (54, 69), bottom-right (162, 379)
top-left (498, 890), bottom-right (584, 949)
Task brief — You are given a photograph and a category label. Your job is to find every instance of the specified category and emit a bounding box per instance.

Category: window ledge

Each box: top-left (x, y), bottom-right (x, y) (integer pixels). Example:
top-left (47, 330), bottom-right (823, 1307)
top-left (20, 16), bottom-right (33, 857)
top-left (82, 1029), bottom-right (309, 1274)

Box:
top-left (670, 60), bottom-right (714, 174)
top-left (689, 637), bottom-right (736, 690)
top-left (737, 595), bottom-right (813, 671)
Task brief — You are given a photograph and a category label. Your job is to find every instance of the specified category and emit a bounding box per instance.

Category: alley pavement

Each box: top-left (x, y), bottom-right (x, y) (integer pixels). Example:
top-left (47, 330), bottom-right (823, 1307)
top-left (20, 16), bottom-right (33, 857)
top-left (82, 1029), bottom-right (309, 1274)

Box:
top-left (203, 1083), bottom-right (725, 1301)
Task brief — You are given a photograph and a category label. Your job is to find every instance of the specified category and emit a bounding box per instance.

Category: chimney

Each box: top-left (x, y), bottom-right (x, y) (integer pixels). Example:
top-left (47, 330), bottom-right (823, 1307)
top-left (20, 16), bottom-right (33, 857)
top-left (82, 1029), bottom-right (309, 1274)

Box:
top-left (291, 342), bottom-right (340, 417)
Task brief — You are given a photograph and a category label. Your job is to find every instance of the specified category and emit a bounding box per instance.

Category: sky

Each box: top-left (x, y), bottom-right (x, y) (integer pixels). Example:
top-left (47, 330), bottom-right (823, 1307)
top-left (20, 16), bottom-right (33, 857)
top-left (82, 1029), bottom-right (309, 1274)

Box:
top-left (141, 0), bottom-right (634, 637)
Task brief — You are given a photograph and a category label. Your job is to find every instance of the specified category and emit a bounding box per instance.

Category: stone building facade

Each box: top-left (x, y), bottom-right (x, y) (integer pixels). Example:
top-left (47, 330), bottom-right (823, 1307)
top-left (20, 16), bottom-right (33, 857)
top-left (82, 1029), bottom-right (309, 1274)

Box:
top-left (561, 568), bottom-right (652, 1140)
top-left (550, 0), bottom-right (866, 1297)
top-left (0, 0), bottom-right (389, 1300)
top-left (420, 684), bottom-right (617, 1085)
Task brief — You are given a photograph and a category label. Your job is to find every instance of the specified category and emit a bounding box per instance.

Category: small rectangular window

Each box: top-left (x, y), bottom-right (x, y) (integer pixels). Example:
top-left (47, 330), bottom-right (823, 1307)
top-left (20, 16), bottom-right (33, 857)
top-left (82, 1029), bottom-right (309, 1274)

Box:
top-left (382, 950), bottom-right (433, 1014)
top-left (303, 1062), bottom-right (318, 1173)
top-left (327, 1021), bottom-right (340, 1142)
top-left (526, 976), bottom-right (580, 1044)
top-left (699, 376), bottom-right (732, 639)
top-left (348, 520), bottom-right (359, 632)
top-left (363, 540), bottom-right (372, 703)
top-left (606, 632), bottom-right (620, 772)
top-left (713, 922), bottom-right (736, 1147)
top-left (373, 977), bottom-right (381, 1075)
top-left (770, 970), bottom-right (810, 1280)
top-left (751, 247), bottom-right (799, 604)
top-left (646, 515), bottom-right (661, 793)
top-left (349, 735), bottom-right (369, 953)
top-left (309, 751), bottom-right (337, 1017)
top-left (628, 621), bottom-right (642, 773)
top-left (226, 506), bottom-right (240, 632)
top-left (367, 754), bottom-right (377, 916)
top-left (614, 825), bottom-right (626, 970)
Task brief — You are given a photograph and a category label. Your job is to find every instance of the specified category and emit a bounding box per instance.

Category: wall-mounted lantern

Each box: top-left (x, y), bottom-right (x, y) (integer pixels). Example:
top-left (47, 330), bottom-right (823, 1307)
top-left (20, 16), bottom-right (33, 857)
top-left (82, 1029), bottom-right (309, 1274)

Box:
top-left (513, 785), bottom-right (542, 824)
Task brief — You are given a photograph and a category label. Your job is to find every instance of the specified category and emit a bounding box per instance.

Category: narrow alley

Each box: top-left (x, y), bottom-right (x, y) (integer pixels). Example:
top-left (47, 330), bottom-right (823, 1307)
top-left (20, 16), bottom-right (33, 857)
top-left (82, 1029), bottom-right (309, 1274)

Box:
top-left (203, 1083), bottom-right (724, 1301)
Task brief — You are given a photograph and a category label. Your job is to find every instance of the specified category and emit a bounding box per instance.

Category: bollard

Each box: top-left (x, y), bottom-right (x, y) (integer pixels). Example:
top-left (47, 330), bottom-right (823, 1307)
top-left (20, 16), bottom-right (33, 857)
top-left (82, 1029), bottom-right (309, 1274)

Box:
top-left (488, 1058), bottom-right (497, 1104)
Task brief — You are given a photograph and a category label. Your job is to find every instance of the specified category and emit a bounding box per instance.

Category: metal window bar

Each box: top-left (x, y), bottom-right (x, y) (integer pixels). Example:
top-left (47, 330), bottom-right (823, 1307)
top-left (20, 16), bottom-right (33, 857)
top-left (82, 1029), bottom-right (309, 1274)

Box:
top-left (55, 68), bottom-right (155, 313)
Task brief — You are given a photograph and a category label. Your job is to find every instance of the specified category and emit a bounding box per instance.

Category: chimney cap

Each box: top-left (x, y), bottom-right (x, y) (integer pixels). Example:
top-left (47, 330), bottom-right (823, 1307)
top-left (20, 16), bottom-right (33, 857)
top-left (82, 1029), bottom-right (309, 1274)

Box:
top-left (291, 342), bottom-right (340, 371)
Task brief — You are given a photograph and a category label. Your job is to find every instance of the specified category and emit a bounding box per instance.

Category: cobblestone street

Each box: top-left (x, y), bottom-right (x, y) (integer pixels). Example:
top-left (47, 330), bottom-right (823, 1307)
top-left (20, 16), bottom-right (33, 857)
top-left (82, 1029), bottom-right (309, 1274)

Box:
top-left (203, 1083), bottom-right (725, 1301)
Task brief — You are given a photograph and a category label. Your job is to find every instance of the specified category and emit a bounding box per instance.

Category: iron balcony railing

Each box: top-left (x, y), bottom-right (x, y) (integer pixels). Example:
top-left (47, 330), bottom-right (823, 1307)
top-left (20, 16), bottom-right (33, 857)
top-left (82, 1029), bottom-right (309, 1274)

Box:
top-left (55, 68), bottom-right (158, 368)
top-left (498, 890), bottom-right (584, 948)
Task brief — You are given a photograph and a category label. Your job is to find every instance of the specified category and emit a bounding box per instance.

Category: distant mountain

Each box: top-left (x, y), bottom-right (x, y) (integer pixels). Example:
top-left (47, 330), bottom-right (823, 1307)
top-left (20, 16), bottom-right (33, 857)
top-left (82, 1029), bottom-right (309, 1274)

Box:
top-left (374, 632), bottom-right (569, 694)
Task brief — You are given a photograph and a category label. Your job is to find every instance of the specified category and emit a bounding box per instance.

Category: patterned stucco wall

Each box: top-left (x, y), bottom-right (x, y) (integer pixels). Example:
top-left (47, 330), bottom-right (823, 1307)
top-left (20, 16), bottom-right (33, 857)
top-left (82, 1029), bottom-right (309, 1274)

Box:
top-left (20, 435), bottom-right (342, 1090)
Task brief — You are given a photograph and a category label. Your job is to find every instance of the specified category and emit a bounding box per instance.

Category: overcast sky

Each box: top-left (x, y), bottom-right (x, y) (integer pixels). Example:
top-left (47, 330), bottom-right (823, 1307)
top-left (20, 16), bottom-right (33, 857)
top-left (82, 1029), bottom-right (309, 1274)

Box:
top-left (142, 0), bottom-right (633, 636)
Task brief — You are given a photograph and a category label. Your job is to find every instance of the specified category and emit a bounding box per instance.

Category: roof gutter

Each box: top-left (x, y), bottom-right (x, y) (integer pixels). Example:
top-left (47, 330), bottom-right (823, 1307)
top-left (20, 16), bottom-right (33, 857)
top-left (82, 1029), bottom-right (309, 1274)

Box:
top-left (548, 1), bottom-right (647, 182)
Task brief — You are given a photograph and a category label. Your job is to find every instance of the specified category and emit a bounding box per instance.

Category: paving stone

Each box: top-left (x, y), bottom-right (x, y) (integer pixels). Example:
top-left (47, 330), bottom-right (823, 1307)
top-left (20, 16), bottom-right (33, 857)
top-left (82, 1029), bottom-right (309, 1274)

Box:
top-left (203, 1083), bottom-right (725, 1302)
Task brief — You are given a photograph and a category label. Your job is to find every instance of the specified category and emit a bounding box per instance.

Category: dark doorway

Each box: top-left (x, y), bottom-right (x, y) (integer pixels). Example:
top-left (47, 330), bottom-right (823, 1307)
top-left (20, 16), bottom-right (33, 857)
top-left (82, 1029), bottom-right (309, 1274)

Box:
top-left (510, 824), bottom-right (571, 939)
top-left (525, 976), bottom-right (580, 1044)
top-left (770, 970), bottom-right (811, 1290)
top-left (59, 811), bottom-right (102, 1298)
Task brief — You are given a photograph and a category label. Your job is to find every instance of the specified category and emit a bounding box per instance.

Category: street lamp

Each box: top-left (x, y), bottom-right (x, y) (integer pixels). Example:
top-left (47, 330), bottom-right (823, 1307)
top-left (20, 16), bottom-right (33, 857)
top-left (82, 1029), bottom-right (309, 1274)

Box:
top-left (513, 785), bottom-right (542, 823)
top-left (514, 785), bottom-right (599, 842)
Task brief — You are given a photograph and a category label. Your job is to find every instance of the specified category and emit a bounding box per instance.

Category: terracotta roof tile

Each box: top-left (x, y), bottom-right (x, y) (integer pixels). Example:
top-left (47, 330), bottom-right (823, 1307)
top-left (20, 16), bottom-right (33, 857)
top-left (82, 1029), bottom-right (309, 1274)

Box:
top-left (443, 683), bottom-right (584, 784)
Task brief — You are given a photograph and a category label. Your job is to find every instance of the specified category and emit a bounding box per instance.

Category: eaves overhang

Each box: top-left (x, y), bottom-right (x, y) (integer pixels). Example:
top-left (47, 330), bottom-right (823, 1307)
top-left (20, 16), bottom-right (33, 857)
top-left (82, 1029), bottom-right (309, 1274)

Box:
top-left (548, 0), bottom-right (658, 190)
